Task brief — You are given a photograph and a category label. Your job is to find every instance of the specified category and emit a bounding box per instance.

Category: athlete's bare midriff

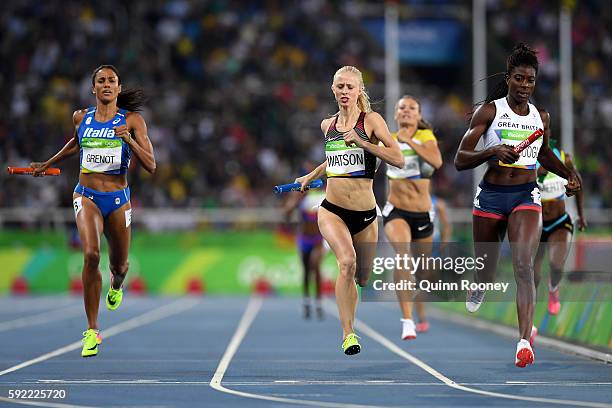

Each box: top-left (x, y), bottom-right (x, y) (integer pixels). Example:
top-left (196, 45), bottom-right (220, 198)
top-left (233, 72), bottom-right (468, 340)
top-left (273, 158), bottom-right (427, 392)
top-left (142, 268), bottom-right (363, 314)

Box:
top-left (388, 178), bottom-right (431, 212)
top-left (542, 199), bottom-right (565, 222)
top-left (483, 162), bottom-right (536, 185)
top-left (325, 178), bottom-right (376, 211)
top-left (78, 172), bottom-right (128, 192)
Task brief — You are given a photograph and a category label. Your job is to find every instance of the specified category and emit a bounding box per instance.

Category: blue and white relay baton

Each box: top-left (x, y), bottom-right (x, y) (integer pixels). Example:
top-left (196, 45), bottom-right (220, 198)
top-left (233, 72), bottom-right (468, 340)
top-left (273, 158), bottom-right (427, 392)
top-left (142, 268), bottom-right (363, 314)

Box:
top-left (273, 179), bottom-right (323, 194)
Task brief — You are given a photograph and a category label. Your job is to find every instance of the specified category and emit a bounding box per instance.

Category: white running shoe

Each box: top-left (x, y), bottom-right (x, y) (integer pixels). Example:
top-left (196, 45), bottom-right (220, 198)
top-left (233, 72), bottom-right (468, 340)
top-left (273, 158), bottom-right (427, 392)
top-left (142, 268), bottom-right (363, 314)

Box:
top-left (401, 318), bottom-right (416, 340)
top-left (515, 339), bottom-right (535, 368)
top-left (529, 325), bottom-right (538, 348)
top-left (466, 289), bottom-right (485, 313)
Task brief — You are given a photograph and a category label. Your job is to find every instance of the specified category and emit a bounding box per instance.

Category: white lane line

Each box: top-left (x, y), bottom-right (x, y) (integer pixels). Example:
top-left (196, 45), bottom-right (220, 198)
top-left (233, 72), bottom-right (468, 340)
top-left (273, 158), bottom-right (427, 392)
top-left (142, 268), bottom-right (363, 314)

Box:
top-left (376, 302), bottom-right (612, 364)
top-left (0, 298), bottom-right (76, 314)
top-left (210, 297), bottom-right (390, 408)
top-left (0, 298), bottom-right (199, 378)
top-left (0, 305), bottom-right (82, 333)
top-left (426, 306), bottom-right (612, 364)
top-left (0, 398), bottom-right (94, 408)
top-left (324, 301), bottom-right (612, 408)
top-left (4, 379), bottom-right (610, 387)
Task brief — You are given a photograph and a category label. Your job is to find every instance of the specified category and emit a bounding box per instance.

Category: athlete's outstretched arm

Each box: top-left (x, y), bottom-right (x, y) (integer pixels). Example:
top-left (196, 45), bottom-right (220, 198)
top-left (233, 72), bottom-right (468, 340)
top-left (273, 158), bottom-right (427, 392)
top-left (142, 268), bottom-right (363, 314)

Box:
top-left (295, 161), bottom-right (326, 192)
top-left (344, 111), bottom-right (403, 168)
top-left (282, 191), bottom-right (303, 219)
top-left (536, 110), bottom-right (580, 196)
top-left (30, 109), bottom-right (85, 175)
top-left (402, 135), bottom-right (443, 169)
top-left (454, 103), bottom-right (518, 170)
top-left (115, 113), bottom-right (156, 174)
top-left (565, 153), bottom-right (587, 230)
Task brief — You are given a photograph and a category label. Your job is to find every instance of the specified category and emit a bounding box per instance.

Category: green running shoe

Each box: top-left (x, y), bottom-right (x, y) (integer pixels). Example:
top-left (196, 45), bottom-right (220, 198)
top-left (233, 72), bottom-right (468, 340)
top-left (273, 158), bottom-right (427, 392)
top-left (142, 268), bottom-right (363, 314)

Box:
top-left (81, 329), bottom-right (102, 358)
top-left (106, 286), bottom-right (123, 311)
top-left (342, 332), bottom-right (361, 355)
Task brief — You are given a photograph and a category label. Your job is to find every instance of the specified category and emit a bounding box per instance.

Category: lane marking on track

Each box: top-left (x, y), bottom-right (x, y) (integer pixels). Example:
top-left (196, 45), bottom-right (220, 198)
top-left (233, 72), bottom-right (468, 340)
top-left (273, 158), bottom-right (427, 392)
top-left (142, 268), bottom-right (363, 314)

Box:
top-left (2, 379), bottom-right (609, 387)
top-left (210, 296), bottom-right (391, 408)
top-left (0, 298), bottom-right (199, 378)
top-left (0, 305), bottom-right (82, 333)
top-left (0, 298), bottom-right (199, 408)
top-left (323, 301), bottom-right (612, 408)
top-left (0, 399), bottom-right (95, 408)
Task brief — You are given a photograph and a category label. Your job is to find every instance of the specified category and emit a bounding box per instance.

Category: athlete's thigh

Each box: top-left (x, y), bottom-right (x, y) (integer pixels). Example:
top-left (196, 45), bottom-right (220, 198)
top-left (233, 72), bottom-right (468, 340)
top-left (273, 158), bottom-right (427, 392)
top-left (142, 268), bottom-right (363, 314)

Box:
top-left (473, 215), bottom-right (506, 278)
top-left (507, 210), bottom-right (542, 265)
top-left (473, 215), bottom-right (507, 243)
top-left (73, 193), bottom-right (103, 252)
top-left (384, 218), bottom-right (412, 254)
top-left (317, 207), bottom-right (355, 263)
top-left (103, 202), bottom-right (132, 266)
top-left (547, 228), bottom-right (572, 266)
top-left (352, 219), bottom-right (378, 285)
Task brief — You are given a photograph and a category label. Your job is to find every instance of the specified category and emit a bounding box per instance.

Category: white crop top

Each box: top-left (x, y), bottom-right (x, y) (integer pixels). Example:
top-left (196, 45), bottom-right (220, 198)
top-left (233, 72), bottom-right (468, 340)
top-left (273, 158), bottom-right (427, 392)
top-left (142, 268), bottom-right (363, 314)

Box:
top-left (483, 97), bottom-right (544, 170)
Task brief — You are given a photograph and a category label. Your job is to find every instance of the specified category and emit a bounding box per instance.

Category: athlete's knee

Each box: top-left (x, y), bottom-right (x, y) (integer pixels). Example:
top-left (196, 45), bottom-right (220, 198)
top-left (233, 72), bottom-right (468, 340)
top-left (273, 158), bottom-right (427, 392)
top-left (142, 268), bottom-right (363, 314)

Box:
top-left (549, 261), bottom-right (564, 273)
top-left (514, 260), bottom-right (534, 284)
top-left (337, 254), bottom-right (357, 279)
top-left (110, 260), bottom-right (129, 277)
top-left (83, 248), bottom-right (100, 270)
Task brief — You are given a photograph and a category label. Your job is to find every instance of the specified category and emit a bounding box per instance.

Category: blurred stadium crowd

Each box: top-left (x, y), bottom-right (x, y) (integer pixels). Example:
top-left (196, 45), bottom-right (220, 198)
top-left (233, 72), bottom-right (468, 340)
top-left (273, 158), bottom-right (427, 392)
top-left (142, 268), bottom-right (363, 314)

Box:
top-left (1, 0), bottom-right (610, 210)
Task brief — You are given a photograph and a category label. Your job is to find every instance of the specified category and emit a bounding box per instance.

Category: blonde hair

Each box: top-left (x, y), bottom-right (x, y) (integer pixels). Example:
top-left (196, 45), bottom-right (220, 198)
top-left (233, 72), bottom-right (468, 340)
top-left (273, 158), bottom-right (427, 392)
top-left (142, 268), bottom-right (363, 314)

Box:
top-left (333, 66), bottom-right (372, 113)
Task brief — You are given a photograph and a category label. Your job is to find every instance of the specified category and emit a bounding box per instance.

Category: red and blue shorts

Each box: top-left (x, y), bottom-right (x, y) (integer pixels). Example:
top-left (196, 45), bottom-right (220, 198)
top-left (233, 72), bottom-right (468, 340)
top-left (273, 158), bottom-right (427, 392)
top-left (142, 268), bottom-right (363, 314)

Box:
top-left (473, 180), bottom-right (541, 220)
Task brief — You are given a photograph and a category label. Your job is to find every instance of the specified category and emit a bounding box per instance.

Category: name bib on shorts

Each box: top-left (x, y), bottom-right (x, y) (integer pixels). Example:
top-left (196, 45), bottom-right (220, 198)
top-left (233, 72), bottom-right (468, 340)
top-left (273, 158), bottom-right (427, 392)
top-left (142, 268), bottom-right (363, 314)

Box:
top-left (81, 138), bottom-right (123, 173)
top-left (325, 140), bottom-right (366, 177)
top-left (497, 129), bottom-right (542, 169)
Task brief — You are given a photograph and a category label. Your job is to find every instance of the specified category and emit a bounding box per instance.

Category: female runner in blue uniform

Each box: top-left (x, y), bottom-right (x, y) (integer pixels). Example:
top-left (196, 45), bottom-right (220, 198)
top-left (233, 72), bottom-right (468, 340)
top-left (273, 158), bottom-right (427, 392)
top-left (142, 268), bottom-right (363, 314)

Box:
top-left (283, 162), bottom-right (327, 319)
top-left (31, 65), bottom-right (156, 357)
top-left (454, 44), bottom-right (580, 367)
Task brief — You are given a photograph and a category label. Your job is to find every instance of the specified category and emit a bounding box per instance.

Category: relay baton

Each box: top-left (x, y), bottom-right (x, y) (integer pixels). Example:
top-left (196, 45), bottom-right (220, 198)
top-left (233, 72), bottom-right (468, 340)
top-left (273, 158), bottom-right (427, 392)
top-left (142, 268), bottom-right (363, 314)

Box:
top-left (7, 167), bottom-right (61, 176)
top-left (274, 179), bottom-right (323, 194)
top-left (513, 128), bottom-right (544, 153)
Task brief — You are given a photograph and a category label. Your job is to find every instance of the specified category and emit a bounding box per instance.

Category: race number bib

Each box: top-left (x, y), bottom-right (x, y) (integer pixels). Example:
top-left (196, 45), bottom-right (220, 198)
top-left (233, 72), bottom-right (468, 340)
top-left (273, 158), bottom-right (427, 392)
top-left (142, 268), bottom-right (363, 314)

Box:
top-left (325, 140), bottom-right (366, 177)
top-left (386, 141), bottom-right (420, 179)
top-left (81, 138), bottom-right (122, 172)
top-left (539, 172), bottom-right (567, 201)
top-left (73, 197), bottom-right (83, 217)
top-left (497, 130), bottom-right (542, 168)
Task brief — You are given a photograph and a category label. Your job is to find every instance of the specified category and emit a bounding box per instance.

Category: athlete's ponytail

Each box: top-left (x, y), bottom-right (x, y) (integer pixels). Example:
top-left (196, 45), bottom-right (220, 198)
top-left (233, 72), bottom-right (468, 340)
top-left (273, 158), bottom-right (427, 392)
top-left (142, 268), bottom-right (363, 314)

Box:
top-left (357, 89), bottom-right (372, 114)
top-left (91, 65), bottom-right (147, 112)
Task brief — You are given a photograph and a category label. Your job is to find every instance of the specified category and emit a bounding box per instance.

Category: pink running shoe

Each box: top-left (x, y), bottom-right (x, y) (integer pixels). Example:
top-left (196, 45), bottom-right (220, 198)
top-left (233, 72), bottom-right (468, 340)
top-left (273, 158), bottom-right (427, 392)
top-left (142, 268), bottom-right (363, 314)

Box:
top-left (415, 321), bottom-right (430, 333)
top-left (529, 325), bottom-right (537, 348)
top-left (548, 287), bottom-right (561, 315)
